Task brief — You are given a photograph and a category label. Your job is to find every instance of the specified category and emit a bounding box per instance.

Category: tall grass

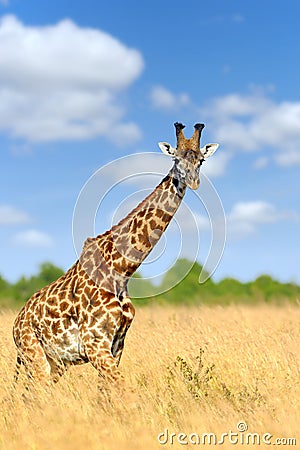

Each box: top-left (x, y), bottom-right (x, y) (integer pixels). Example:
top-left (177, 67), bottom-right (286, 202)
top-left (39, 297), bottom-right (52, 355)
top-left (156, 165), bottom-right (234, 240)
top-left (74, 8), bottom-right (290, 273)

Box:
top-left (0, 304), bottom-right (299, 449)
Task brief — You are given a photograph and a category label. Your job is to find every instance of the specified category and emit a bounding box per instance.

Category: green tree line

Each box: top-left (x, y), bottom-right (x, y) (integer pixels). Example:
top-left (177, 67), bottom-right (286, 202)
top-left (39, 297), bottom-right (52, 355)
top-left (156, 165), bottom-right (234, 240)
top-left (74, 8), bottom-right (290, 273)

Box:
top-left (1, 259), bottom-right (299, 310)
top-left (129, 259), bottom-right (300, 306)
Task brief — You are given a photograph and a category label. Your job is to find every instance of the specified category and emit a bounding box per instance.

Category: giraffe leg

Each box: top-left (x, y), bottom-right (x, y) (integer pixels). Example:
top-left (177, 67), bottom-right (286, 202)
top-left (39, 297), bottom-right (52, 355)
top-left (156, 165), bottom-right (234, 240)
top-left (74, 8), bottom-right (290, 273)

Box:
top-left (14, 354), bottom-right (23, 384)
top-left (113, 296), bottom-right (135, 365)
top-left (46, 355), bottom-right (67, 383)
top-left (14, 326), bottom-right (51, 384)
top-left (112, 323), bottom-right (132, 366)
top-left (112, 333), bottom-right (126, 366)
top-left (84, 338), bottom-right (123, 383)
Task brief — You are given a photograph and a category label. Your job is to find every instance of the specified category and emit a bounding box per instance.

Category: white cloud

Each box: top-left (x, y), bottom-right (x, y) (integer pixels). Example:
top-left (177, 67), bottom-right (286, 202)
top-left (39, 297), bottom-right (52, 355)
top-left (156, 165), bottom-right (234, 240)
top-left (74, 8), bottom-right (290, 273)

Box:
top-left (102, 152), bottom-right (172, 185)
top-left (229, 201), bottom-right (279, 224)
top-left (13, 229), bottom-right (53, 247)
top-left (207, 92), bottom-right (272, 120)
top-left (0, 204), bottom-right (31, 225)
top-left (226, 200), bottom-right (298, 237)
top-left (172, 210), bottom-right (210, 232)
top-left (253, 156), bottom-right (269, 169)
top-left (201, 90), bottom-right (300, 166)
top-left (202, 151), bottom-right (231, 178)
top-left (150, 85), bottom-right (190, 111)
top-left (274, 148), bottom-right (300, 167)
top-left (0, 15), bottom-right (144, 144)
top-left (149, 87), bottom-right (300, 176)
top-left (149, 86), bottom-right (300, 172)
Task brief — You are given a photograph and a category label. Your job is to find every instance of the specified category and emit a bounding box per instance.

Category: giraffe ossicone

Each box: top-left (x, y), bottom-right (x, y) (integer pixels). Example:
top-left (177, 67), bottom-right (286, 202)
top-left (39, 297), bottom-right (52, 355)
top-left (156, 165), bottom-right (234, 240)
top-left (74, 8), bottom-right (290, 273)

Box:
top-left (13, 122), bottom-right (219, 385)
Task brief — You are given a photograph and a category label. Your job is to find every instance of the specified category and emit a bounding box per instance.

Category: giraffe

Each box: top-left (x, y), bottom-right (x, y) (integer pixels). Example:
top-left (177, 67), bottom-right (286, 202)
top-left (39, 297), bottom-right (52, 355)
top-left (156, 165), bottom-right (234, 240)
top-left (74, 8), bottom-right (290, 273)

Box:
top-left (13, 122), bottom-right (219, 386)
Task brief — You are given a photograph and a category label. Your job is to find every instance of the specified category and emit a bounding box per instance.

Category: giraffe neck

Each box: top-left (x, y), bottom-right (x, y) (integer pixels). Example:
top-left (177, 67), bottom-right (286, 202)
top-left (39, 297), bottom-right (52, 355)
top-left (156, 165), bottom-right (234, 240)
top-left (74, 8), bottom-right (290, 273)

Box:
top-left (82, 166), bottom-right (187, 282)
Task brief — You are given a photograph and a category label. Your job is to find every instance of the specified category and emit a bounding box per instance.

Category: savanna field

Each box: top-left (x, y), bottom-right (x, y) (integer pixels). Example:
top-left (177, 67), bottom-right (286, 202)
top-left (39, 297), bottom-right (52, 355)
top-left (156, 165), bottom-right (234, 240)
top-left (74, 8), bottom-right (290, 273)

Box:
top-left (0, 304), bottom-right (299, 450)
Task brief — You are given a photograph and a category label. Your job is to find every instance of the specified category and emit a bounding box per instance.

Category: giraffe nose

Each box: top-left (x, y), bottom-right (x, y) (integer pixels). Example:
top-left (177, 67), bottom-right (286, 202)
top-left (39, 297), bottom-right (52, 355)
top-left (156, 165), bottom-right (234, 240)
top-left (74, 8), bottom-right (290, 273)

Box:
top-left (187, 176), bottom-right (200, 190)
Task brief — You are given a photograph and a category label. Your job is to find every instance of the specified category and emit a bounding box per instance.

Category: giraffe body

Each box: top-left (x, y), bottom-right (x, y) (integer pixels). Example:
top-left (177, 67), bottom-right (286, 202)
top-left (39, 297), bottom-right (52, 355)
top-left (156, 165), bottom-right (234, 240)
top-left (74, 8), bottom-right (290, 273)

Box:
top-left (13, 122), bottom-right (219, 384)
top-left (13, 259), bottom-right (134, 382)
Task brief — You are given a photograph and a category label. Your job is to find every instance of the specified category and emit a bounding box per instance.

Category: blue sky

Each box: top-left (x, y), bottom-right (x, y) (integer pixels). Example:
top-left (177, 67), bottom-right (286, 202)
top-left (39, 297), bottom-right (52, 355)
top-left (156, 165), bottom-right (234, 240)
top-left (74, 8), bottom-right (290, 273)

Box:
top-left (1, 0), bottom-right (300, 286)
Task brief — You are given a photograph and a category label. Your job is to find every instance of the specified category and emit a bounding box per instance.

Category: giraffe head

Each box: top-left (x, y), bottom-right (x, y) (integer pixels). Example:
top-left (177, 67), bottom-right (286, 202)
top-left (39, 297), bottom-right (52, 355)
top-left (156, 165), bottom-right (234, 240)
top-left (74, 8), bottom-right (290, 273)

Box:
top-left (158, 122), bottom-right (219, 189)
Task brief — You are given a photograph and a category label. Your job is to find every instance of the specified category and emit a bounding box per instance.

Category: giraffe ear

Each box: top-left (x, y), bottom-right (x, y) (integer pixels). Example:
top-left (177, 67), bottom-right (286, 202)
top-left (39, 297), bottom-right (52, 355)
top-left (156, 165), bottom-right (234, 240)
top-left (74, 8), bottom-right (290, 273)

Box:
top-left (200, 143), bottom-right (219, 158)
top-left (158, 142), bottom-right (177, 157)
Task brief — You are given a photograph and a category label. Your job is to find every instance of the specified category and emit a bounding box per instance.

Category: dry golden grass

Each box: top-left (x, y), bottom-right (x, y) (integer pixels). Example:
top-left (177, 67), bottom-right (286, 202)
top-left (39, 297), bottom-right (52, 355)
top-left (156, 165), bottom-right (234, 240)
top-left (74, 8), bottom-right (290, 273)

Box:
top-left (0, 304), bottom-right (299, 449)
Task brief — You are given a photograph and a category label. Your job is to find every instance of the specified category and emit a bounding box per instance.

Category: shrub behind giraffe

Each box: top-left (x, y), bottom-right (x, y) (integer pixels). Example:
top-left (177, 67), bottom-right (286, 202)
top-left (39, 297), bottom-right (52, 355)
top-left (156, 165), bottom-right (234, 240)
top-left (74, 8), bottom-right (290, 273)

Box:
top-left (0, 262), bottom-right (64, 308)
top-left (0, 259), bottom-right (299, 309)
